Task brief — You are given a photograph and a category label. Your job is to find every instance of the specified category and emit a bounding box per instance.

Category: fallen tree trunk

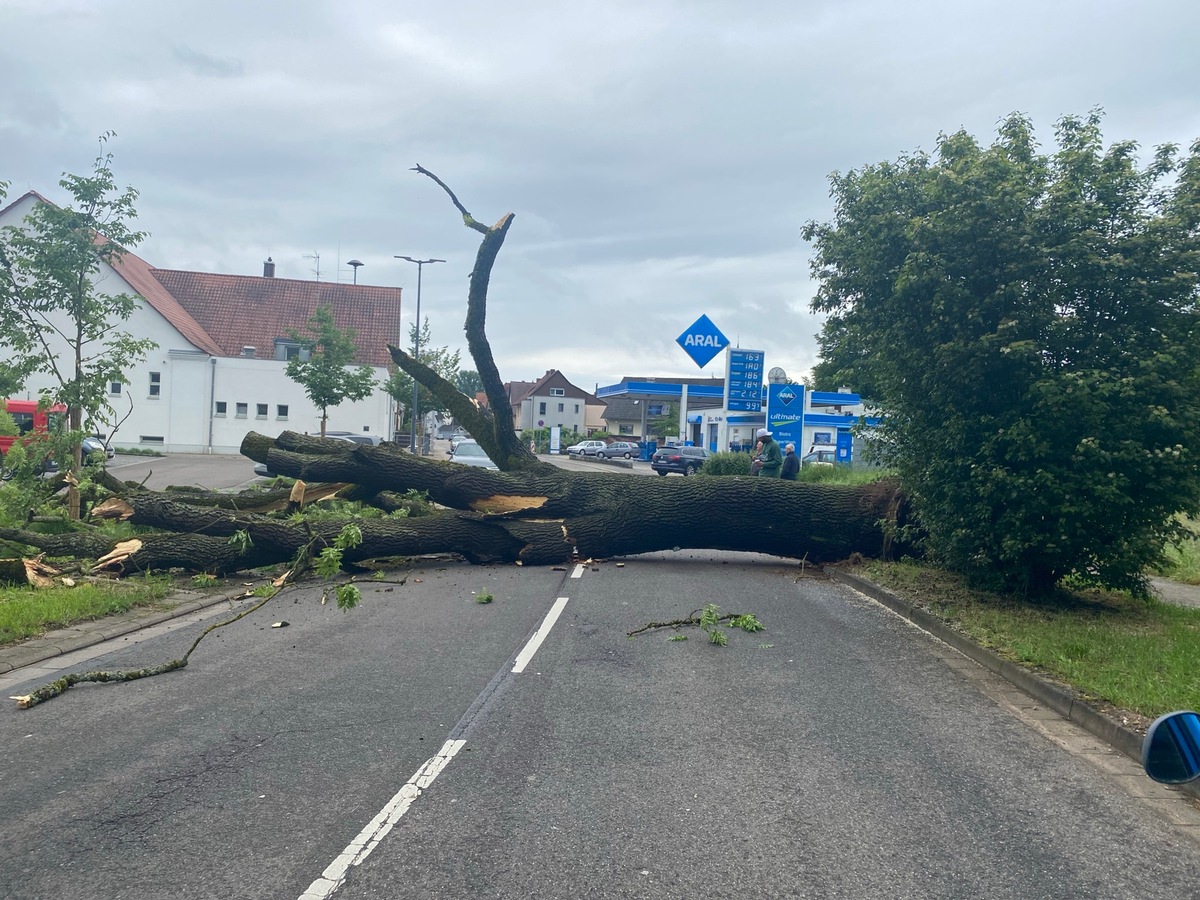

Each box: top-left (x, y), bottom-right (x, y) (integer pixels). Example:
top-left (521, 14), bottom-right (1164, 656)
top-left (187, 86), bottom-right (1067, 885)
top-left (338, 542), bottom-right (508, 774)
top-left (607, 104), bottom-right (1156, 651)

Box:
top-left (22, 433), bottom-right (905, 575)
top-left (2, 434), bottom-right (909, 576)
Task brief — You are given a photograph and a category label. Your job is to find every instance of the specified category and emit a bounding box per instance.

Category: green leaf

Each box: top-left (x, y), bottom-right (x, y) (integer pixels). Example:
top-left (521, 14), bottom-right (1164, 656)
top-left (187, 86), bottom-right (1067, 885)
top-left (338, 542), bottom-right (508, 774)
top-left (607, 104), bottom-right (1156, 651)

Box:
top-left (315, 546), bottom-right (342, 578)
top-left (336, 584), bottom-right (361, 611)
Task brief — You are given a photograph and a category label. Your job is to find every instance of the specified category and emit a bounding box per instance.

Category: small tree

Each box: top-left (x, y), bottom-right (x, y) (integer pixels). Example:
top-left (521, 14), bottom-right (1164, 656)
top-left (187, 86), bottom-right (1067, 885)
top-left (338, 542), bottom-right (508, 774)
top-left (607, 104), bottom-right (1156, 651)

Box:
top-left (0, 134), bottom-right (157, 518)
top-left (385, 317), bottom-right (462, 430)
top-left (285, 304), bottom-right (376, 436)
top-left (454, 369), bottom-right (482, 399)
top-left (803, 111), bottom-right (1200, 595)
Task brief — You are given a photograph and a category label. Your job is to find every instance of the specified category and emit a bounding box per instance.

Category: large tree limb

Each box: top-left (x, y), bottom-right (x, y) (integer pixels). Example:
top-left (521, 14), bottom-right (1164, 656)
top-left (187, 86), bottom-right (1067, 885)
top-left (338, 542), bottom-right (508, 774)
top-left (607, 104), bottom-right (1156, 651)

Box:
top-left (410, 165), bottom-right (529, 467)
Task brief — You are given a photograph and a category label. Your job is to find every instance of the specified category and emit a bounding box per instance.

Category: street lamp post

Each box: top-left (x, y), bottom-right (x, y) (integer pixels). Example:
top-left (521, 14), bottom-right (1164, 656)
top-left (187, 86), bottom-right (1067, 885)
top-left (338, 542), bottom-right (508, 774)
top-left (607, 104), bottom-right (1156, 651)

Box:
top-left (394, 255), bottom-right (445, 454)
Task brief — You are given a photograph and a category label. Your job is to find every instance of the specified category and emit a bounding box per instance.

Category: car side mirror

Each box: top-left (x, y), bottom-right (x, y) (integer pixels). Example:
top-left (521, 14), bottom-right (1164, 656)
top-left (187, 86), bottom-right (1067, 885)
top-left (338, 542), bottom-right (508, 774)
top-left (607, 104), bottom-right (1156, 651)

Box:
top-left (1142, 711), bottom-right (1200, 784)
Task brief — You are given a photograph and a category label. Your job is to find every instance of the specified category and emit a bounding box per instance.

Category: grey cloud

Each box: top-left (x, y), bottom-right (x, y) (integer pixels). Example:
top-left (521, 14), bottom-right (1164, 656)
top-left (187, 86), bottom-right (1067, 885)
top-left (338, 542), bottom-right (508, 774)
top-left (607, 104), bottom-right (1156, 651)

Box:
top-left (172, 45), bottom-right (246, 78)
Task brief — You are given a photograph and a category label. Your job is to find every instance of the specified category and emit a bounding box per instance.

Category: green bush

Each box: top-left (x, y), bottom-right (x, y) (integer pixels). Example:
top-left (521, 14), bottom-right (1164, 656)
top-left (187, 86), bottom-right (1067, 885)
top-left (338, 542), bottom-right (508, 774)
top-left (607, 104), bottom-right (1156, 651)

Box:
top-left (697, 451), bottom-right (753, 477)
top-left (805, 112), bottom-right (1200, 594)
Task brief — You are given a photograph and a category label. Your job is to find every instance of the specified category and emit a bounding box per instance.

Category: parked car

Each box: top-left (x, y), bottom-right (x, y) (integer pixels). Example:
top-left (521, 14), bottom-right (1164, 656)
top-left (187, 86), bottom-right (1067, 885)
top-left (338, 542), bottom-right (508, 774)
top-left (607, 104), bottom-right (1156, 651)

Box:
top-left (651, 445), bottom-right (710, 476)
top-left (448, 440), bottom-right (499, 469)
top-left (82, 435), bottom-right (115, 464)
top-left (595, 441), bottom-right (639, 460)
top-left (567, 440), bottom-right (607, 457)
top-left (324, 431), bottom-right (386, 446)
top-left (801, 449), bottom-right (836, 467)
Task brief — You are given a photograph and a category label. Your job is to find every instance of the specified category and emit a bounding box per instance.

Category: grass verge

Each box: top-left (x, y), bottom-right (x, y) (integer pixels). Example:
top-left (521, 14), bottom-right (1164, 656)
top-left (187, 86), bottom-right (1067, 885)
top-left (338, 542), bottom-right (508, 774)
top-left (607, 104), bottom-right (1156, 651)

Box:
top-left (0, 575), bottom-right (175, 646)
top-left (853, 559), bottom-right (1200, 720)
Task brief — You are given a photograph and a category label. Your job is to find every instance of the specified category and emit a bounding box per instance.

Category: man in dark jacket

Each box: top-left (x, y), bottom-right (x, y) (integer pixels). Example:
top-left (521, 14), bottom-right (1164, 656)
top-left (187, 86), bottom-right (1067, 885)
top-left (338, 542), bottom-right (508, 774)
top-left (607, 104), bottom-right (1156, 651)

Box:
top-left (780, 442), bottom-right (799, 480)
top-left (755, 428), bottom-right (783, 478)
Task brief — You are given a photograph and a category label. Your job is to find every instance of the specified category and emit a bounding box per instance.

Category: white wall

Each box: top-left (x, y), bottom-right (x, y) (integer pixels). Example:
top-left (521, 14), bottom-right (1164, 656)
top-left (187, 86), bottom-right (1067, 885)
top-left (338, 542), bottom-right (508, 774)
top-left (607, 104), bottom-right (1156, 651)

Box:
top-left (207, 356), bottom-right (392, 454)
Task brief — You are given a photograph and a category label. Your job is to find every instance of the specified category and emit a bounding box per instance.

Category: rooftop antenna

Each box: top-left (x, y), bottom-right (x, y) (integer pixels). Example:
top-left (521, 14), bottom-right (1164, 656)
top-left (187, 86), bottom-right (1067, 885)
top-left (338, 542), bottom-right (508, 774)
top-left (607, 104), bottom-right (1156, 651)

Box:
top-left (303, 251), bottom-right (321, 281)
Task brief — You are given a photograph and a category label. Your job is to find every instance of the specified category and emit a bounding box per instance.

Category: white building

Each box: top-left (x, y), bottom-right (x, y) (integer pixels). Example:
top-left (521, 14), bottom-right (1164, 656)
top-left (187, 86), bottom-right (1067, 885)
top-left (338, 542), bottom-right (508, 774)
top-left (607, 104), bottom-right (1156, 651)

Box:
top-left (503, 370), bottom-right (598, 438)
top-left (0, 191), bottom-right (402, 454)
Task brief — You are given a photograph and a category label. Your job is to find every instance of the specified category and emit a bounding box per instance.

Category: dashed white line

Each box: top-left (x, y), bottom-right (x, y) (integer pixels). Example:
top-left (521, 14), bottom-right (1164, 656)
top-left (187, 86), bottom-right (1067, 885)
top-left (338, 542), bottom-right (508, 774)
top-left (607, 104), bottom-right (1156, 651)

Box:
top-left (299, 738), bottom-right (466, 899)
top-left (512, 596), bottom-right (569, 673)
top-left (571, 563), bottom-right (586, 579)
top-left (300, 593), bottom-right (572, 897)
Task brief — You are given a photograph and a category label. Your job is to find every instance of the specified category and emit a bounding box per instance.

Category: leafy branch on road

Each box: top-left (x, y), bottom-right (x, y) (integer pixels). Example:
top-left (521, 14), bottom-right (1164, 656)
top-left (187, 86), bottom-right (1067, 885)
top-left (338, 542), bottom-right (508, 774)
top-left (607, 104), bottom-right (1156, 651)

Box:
top-left (628, 603), bottom-right (765, 646)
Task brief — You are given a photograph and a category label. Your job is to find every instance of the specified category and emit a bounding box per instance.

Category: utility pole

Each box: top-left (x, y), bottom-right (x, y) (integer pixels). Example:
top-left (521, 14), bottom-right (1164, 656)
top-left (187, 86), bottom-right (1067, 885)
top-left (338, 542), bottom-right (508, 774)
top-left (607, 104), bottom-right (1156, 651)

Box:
top-left (394, 255), bottom-right (445, 454)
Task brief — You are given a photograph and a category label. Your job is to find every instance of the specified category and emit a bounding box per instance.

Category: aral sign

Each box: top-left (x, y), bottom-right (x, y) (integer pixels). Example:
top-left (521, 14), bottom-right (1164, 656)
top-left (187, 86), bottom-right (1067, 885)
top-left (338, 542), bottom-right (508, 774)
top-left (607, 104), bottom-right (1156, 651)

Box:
top-left (767, 382), bottom-right (804, 451)
top-left (676, 315), bottom-right (730, 368)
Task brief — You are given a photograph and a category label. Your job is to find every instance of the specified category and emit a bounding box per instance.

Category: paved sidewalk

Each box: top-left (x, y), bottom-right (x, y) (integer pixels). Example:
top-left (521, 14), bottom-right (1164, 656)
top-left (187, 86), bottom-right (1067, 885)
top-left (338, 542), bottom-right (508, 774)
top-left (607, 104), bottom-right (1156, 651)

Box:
top-left (1149, 575), bottom-right (1200, 608)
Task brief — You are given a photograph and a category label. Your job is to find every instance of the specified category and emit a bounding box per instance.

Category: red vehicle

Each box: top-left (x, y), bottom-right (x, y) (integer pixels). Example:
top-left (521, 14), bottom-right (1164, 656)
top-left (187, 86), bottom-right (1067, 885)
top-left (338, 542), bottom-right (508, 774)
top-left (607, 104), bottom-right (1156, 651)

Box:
top-left (0, 399), bottom-right (67, 470)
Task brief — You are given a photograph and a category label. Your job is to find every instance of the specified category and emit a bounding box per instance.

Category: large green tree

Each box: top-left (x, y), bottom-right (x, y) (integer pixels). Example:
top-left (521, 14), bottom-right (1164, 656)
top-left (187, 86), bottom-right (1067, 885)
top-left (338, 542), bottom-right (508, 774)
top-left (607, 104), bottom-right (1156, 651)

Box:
top-left (454, 368), bottom-right (482, 399)
top-left (803, 111), bottom-right (1200, 594)
top-left (285, 304), bottom-right (376, 436)
top-left (384, 317), bottom-right (462, 429)
top-left (0, 134), bottom-right (157, 517)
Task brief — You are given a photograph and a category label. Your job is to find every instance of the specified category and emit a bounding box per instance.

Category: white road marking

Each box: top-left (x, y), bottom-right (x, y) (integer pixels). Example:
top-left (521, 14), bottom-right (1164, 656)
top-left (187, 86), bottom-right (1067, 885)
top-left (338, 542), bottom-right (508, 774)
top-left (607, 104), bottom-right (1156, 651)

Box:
top-left (571, 563), bottom-right (585, 578)
top-left (298, 738), bottom-right (466, 900)
top-left (512, 596), bottom-right (569, 673)
top-left (300, 593), bottom-right (571, 896)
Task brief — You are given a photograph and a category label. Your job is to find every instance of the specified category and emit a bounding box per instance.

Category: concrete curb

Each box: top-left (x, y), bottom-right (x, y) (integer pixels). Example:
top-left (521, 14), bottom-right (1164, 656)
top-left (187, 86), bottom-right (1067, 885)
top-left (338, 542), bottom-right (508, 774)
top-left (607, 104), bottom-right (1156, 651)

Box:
top-left (829, 568), bottom-right (1200, 802)
top-left (0, 585), bottom-right (253, 675)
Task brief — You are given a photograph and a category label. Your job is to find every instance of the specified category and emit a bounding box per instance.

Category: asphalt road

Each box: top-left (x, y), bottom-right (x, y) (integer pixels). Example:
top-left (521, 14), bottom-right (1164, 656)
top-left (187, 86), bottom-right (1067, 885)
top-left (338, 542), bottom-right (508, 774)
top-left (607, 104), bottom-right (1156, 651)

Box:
top-left (2, 551), bottom-right (1198, 899)
top-left (106, 451), bottom-right (265, 492)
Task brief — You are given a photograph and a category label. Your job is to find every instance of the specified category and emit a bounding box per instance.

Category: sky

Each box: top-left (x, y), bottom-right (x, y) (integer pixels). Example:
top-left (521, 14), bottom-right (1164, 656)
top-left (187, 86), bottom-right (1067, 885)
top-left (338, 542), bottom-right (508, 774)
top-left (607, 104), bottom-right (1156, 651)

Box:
top-left (3, 0), bottom-right (1198, 394)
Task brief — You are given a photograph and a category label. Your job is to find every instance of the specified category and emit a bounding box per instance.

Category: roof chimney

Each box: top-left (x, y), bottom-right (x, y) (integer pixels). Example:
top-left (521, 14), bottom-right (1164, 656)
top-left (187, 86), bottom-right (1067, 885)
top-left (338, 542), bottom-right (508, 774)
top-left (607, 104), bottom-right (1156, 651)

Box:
top-left (263, 257), bottom-right (276, 278)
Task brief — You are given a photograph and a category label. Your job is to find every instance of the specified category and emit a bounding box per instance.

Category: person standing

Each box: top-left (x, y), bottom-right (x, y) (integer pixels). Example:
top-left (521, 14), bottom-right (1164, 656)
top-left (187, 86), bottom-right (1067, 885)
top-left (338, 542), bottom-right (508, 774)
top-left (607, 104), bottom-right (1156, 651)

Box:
top-left (755, 428), bottom-right (783, 478)
top-left (780, 442), bottom-right (799, 480)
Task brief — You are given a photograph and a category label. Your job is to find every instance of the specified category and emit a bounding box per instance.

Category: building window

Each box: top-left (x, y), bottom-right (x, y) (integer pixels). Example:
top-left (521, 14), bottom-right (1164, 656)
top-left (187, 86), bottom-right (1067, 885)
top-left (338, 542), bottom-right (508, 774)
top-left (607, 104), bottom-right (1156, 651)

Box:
top-left (256, 403), bottom-right (268, 419)
top-left (236, 402), bottom-right (248, 418)
top-left (139, 435), bottom-right (165, 444)
top-left (215, 401), bottom-right (227, 416)
top-left (277, 404), bottom-right (289, 419)
top-left (648, 403), bottom-right (667, 416)
top-left (575, 404), bottom-right (580, 414)
top-left (557, 403), bottom-right (564, 412)
top-left (538, 402), bottom-right (546, 415)
top-left (550, 388), bottom-right (565, 396)
top-left (619, 424), bottom-right (634, 435)
top-left (813, 432), bottom-right (832, 445)
top-left (109, 381), bottom-right (122, 395)
top-left (274, 339), bottom-right (310, 361)
top-left (149, 372), bottom-right (161, 397)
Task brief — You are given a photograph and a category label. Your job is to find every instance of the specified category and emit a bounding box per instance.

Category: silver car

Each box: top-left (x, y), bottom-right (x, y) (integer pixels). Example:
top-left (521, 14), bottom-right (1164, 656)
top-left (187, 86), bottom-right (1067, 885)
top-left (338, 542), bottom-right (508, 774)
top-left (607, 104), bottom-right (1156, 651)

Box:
top-left (449, 440), bottom-right (499, 469)
top-left (595, 441), bottom-right (639, 459)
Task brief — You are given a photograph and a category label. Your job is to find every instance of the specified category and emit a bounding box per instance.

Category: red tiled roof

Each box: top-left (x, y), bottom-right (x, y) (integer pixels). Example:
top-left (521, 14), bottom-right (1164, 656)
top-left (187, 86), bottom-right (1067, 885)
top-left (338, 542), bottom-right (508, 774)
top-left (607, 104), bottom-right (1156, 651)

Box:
top-left (110, 251), bottom-right (226, 356)
top-left (151, 270), bottom-right (403, 367)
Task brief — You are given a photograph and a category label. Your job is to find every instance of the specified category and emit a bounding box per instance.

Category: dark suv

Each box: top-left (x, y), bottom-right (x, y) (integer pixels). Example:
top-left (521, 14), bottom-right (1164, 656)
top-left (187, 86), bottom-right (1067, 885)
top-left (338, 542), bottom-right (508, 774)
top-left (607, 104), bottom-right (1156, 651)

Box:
top-left (650, 445), bottom-right (710, 476)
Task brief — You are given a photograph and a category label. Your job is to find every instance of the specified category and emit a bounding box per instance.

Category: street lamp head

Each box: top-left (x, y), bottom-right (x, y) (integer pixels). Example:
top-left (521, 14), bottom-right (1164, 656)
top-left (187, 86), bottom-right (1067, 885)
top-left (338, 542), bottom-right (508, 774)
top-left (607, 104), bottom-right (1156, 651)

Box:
top-left (394, 255), bottom-right (446, 265)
